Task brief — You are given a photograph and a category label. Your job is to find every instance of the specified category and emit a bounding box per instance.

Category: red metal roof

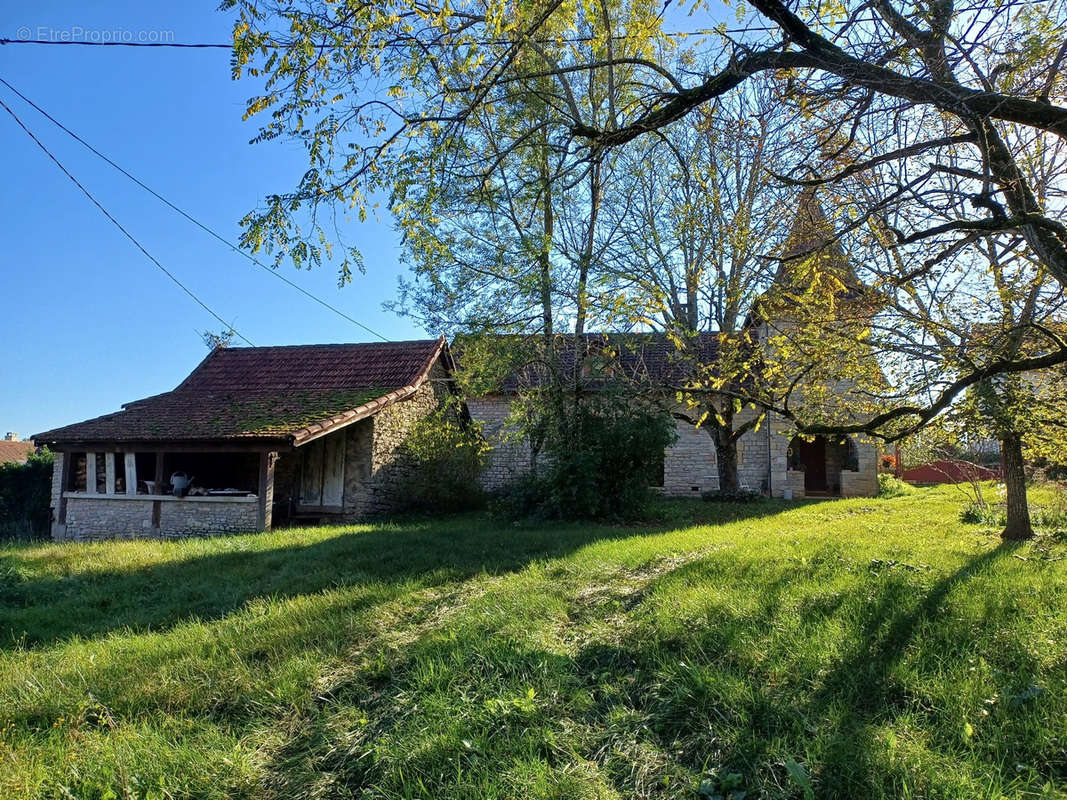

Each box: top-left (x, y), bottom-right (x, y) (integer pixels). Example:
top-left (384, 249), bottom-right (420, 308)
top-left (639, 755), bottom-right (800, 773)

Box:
top-left (35, 339), bottom-right (448, 446)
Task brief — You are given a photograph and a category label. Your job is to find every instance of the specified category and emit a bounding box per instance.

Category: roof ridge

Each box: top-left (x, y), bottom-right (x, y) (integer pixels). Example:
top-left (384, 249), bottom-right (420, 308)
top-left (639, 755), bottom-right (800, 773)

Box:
top-left (216, 338), bottom-right (440, 351)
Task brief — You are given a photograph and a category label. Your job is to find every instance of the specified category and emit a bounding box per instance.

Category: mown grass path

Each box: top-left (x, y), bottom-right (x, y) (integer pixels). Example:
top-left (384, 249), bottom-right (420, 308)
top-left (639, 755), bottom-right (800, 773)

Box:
top-left (0, 488), bottom-right (1064, 798)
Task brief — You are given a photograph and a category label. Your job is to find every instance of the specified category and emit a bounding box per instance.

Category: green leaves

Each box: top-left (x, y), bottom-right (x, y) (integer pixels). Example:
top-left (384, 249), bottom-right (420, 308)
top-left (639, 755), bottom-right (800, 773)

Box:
top-left (784, 758), bottom-right (815, 800)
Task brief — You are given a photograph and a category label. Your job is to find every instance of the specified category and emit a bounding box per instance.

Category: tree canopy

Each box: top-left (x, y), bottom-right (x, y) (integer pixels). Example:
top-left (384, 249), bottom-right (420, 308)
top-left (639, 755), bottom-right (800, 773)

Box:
top-left (226, 0), bottom-right (1067, 455)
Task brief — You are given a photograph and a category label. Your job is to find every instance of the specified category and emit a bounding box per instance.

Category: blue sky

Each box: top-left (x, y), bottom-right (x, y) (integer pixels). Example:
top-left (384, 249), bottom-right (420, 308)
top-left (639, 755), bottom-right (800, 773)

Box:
top-left (0, 1), bottom-right (422, 438)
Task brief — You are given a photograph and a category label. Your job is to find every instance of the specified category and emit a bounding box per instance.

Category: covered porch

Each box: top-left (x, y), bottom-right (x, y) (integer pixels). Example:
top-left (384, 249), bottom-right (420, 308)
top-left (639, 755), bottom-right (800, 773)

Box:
top-left (52, 443), bottom-right (278, 540)
top-left (786, 434), bottom-right (872, 498)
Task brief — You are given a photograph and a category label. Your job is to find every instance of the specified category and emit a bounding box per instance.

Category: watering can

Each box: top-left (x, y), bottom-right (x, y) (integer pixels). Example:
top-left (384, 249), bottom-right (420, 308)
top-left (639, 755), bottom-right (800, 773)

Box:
top-left (170, 472), bottom-right (194, 496)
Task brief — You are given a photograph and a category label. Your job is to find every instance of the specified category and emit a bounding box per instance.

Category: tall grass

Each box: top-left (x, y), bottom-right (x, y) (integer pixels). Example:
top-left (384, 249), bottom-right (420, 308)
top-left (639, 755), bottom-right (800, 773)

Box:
top-left (0, 487), bottom-right (1064, 798)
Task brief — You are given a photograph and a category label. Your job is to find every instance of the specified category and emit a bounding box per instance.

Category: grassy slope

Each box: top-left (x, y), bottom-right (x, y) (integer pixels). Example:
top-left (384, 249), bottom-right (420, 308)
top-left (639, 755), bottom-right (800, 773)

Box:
top-left (0, 487), bottom-right (1064, 799)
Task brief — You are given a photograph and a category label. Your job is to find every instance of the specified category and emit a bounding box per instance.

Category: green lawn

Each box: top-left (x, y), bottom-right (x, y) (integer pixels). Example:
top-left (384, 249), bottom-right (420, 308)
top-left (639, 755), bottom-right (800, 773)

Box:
top-left (1, 487), bottom-right (1065, 799)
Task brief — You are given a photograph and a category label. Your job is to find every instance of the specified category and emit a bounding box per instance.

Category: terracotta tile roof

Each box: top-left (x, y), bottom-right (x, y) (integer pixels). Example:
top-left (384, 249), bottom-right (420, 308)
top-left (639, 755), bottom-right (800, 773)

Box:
top-left (35, 339), bottom-right (448, 446)
top-left (0, 440), bottom-right (36, 465)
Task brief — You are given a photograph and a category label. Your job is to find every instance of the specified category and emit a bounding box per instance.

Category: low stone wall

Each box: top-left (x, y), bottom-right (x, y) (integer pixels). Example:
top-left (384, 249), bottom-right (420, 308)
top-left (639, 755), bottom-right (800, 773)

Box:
top-left (57, 494), bottom-right (259, 542)
top-left (840, 469), bottom-right (878, 498)
top-left (158, 498), bottom-right (259, 539)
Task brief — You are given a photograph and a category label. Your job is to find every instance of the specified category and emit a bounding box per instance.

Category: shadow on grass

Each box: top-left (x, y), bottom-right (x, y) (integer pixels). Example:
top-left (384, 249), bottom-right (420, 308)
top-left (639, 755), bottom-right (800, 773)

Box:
top-left (255, 537), bottom-right (1052, 799)
top-left (0, 498), bottom-right (793, 651)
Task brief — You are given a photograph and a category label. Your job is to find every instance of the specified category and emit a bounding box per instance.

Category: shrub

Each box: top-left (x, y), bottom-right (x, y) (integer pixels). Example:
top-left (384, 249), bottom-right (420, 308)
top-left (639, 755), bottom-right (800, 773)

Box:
top-left (397, 409), bottom-right (488, 513)
top-left (701, 488), bottom-right (763, 503)
top-left (493, 397), bottom-right (676, 521)
top-left (877, 473), bottom-right (913, 498)
top-left (959, 502), bottom-right (998, 525)
top-left (0, 449), bottom-right (53, 540)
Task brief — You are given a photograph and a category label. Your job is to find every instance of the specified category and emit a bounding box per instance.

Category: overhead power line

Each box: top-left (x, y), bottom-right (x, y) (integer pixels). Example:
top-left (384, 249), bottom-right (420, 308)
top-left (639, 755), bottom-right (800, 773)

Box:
top-left (0, 94), bottom-right (255, 347)
top-left (0, 38), bottom-right (232, 48)
top-left (0, 27), bottom-right (778, 52)
top-left (0, 77), bottom-right (390, 342)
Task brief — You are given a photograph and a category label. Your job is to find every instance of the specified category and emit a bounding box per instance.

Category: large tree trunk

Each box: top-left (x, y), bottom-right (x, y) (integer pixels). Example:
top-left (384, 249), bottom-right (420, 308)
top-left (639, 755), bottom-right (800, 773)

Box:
top-left (1000, 430), bottom-right (1033, 541)
top-left (715, 434), bottom-right (741, 493)
top-left (706, 402), bottom-right (742, 493)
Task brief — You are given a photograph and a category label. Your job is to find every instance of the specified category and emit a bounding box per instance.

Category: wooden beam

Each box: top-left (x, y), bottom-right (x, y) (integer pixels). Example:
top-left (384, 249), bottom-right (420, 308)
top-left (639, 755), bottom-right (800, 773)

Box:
top-left (86, 451), bottom-right (97, 494)
top-left (257, 451), bottom-right (275, 531)
top-left (105, 453), bottom-right (116, 495)
top-left (124, 452), bottom-right (137, 496)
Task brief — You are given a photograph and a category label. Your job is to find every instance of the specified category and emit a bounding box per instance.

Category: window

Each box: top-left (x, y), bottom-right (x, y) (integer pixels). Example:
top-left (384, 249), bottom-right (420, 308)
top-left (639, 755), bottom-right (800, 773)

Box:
top-left (94, 453), bottom-right (107, 493)
top-left (843, 439), bottom-right (859, 472)
top-left (136, 452), bottom-right (158, 493)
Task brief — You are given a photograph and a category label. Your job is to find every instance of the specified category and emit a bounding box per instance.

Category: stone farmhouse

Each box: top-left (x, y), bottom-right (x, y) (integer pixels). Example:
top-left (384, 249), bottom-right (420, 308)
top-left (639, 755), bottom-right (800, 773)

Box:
top-left (469, 190), bottom-right (880, 500)
top-left (468, 332), bottom-right (878, 500)
top-left (35, 338), bottom-right (455, 541)
top-left (37, 191), bottom-right (877, 542)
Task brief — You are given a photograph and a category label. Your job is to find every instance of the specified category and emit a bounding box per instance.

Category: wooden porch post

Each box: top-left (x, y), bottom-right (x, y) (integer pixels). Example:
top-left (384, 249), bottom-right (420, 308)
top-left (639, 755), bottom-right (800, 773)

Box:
top-left (257, 451), bottom-right (276, 531)
top-left (124, 453), bottom-right (138, 496)
top-left (105, 453), bottom-right (116, 495)
top-left (86, 452), bottom-right (97, 494)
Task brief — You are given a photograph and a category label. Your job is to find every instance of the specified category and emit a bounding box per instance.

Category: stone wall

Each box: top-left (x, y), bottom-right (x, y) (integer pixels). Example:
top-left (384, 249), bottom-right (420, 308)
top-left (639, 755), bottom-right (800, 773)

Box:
top-left (57, 495), bottom-right (259, 542)
top-left (766, 416), bottom-right (793, 498)
top-left (664, 419), bottom-right (717, 497)
top-left (158, 498), bottom-right (259, 539)
top-left (467, 396), bottom-right (532, 490)
top-left (340, 362), bottom-right (452, 519)
top-left (465, 396), bottom-right (878, 500)
top-left (841, 438), bottom-right (879, 497)
top-left (340, 418), bottom-right (374, 518)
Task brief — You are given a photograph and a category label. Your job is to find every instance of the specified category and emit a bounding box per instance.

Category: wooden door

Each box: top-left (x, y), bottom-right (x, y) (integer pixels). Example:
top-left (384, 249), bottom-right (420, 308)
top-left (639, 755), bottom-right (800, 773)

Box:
top-left (298, 433), bottom-right (346, 509)
top-left (321, 433), bottom-right (345, 507)
top-left (299, 439), bottom-right (323, 506)
top-left (801, 437), bottom-right (827, 491)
